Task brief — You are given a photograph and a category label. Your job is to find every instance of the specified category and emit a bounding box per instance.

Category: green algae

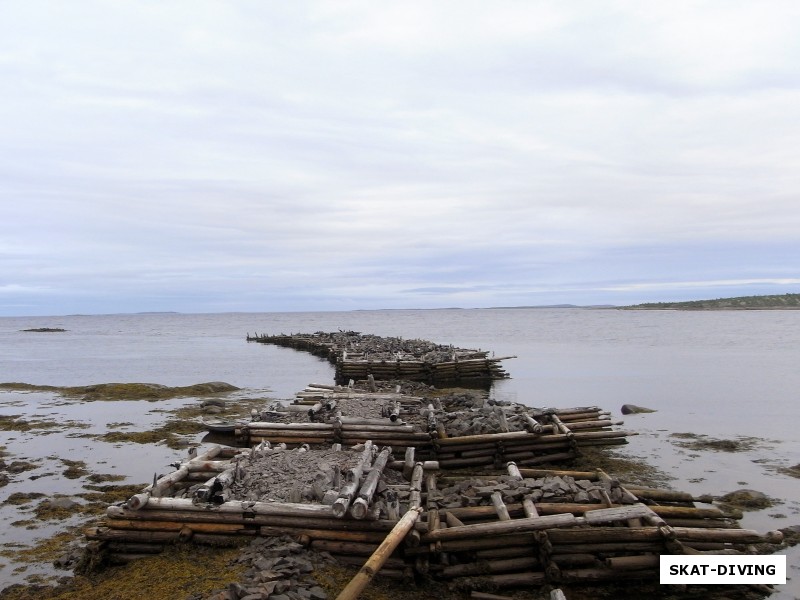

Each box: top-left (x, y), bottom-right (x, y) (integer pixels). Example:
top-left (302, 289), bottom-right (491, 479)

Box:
top-left (0, 381), bottom-right (240, 402)
top-left (0, 544), bottom-right (247, 600)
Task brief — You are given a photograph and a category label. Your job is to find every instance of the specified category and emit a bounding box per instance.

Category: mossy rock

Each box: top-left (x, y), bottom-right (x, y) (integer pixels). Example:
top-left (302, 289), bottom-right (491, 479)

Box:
top-left (719, 489), bottom-right (774, 510)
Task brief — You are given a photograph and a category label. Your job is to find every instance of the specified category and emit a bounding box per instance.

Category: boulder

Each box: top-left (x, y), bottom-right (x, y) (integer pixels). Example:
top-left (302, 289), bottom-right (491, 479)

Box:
top-left (621, 404), bottom-right (656, 415)
top-left (720, 489), bottom-right (773, 509)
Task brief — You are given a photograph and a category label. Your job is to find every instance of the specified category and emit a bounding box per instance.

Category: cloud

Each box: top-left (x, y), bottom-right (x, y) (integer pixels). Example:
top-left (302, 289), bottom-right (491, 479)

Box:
top-left (1, 1), bottom-right (800, 315)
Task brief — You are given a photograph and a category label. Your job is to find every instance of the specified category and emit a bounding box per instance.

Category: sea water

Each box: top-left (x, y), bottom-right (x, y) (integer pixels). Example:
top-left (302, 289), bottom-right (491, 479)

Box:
top-left (1, 308), bottom-right (799, 594)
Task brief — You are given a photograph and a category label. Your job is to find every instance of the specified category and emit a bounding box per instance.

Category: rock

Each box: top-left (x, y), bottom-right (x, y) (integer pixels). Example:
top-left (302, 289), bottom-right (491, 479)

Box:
top-left (49, 497), bottom-right (80, 510)
top-left (621, 404), bottom-right (656, 415)
top-left (720, 489), bottom-right (774, 509)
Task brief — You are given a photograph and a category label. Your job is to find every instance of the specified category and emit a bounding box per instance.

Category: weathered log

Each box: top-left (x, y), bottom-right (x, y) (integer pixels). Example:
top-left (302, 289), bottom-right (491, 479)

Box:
top-left (506, 462), bottom-right (522, 480)
top-left (335, 507), bottom-right (423, 600)
top-left (105, 519), bottom-right (256, 535)
top-left (351, 446), bottom-right (393, 520)
top-left (115, 497), bottom-right (337, 519)
top-left (491, 492), bottom-right (511, 521)
top-left (470, 592), bottom-right (516, 600)
top-left (423, 513), bottom-right (578, 542)
top-left (310, 540), bottom-right (382, 556)
top-left (518, 468), bottom-right (599, 480)
top-left (260, 526), bottom-right (389, 544)
top-left (605, 555), bottom-right (660, 570)
top-left (333, 441), bottom-right (375, 518)
top-left (409, 462), bottom-right (425, 510)
top-left (403, 447), bottom-right (415, 480)
top-left (443, 556), bottom-right (539, 577)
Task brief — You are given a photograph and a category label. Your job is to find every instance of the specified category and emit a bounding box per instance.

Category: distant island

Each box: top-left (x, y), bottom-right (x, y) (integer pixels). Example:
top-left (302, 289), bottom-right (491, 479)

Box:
top-left (623, 293), bottom-right (800, 310)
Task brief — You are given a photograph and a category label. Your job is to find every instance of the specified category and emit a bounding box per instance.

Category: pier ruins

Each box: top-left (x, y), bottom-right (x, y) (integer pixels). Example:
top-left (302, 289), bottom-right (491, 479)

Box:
top-left (83, 333), bottom-right (784, 600)
top-left (246, 331), bottom-right (514, 385)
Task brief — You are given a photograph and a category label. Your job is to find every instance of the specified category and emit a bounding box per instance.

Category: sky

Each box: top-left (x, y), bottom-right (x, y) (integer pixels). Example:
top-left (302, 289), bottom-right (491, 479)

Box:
top-left (2, 1), bottom-right (800, 316)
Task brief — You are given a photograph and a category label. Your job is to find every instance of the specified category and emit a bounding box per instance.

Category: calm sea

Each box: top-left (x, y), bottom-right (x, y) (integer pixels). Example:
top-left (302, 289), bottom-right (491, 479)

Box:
top-left (1, 308), bottom-right (799, 594)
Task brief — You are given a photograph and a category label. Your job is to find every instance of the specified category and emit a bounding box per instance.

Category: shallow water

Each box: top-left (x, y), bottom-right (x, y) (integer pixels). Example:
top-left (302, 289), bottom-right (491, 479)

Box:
top-left (1, 309), bottom-right (799, 595)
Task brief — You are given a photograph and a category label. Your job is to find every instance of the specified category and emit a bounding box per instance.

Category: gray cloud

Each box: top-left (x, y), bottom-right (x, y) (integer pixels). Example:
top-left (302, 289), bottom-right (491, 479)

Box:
top-left (2, 1), bottom-right (800, 315)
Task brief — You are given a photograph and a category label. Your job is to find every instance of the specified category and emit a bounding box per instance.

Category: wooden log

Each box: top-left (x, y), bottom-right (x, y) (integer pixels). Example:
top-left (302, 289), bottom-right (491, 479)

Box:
top-left (474, 545), bottom-right (536, 560)
top-left (518, 468), bottom-right (599, 480)
top-left (435, 431), bottom-right (534, 447)
top-left (672, 527), bottom-right (783, 544)
top-left (116, 497), bottom-right (337, 519)
top-left (455, 571), bottom-right (546, 587)
top-left (192, 467), bottom-right (235, 503)
top-left (86, 527), bottom-right (178, 543)
top-left (310, 540), bottom-right (382, 556)
top-left (351, 446), bottom-right (393, 520)
top-left (338, 416), bottom-right (403, 426)
top-left (491, 492), bottom-right (511, 521)
top-left (443, 556), bottom-right (539, 577)
top-left (423, 513), bottom-right (578, 542)
top-left (403, 447), bottom-right (415, 480)
top-left (330, 554), bottom-right (408, 571)
top-left (506, 462), bottom-right (522, 480)
top-left (340, 424), bottom-right (415, 433)
top-left (107, 506), bottom-right (401, 531)
top-left (260, 526), bottom-right (389, 544)
top-left (245, 421), bottom-right (332, 430)
top-left (335, 507), bottom-right (423, 600)
top-left (186, 460), bottom-right (234, 472)
top-left (105, 519), bottom-right (256, 535)
top-left (559, 566), bottom-right (657, 582)
top-left (406, 533), bottom-right (538, 555)
top-left (308, 383), bottom-right (337, 391)
top-left (471, 593), bottom-right (516, 600)
top-left (444, 511), bottom-right (465, 528)
top-left (550, 542), bottom-right (663, 554)
top-left (605, 555), bottom-right (659, 570)
top-left (333, 441), bottom-right (375, 518)
top-left (409, 462), bottom-right (425, 510)
top-left (517, 452), bottom-right (577, 466)
top-left (128, 446), bottom-right (224, 509)
top-left (521, 414), bottom-right (543, 434)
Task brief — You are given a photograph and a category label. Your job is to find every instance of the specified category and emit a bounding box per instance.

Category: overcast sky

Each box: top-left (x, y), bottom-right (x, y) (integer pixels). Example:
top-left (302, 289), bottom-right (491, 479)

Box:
top-left (2, 1), bottom-right (799, 316)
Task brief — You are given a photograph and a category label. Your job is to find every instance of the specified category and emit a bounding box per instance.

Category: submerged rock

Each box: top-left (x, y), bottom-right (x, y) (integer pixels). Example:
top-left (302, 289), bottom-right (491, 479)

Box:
top-left (719, 489), bottom-right (774, 509)
top-left (621, 404), bottom-right (656, 415)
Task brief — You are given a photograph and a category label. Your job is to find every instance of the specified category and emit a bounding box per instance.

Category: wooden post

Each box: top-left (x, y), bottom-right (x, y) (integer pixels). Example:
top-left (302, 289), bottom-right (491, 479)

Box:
top-left (491, 492), bottom-right (511, 521)
top-left (335, 507), bottom-right (423, 600)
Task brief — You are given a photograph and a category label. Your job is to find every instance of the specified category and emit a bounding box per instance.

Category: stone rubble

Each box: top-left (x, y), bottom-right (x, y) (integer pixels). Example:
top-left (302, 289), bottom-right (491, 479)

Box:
top-left (191, 535), bottom-right (334, 600)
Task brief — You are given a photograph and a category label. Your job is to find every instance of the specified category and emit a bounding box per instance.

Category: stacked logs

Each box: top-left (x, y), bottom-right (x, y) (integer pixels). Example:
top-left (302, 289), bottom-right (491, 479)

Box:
top-left (245, 331), bottom-right (514, 384)
top-left (426, 406), bottom-right (631, 468)
top-left (404, 464), bottom-right (780, 590)
top-left (86, 449), bottom-right (783, 596)
top-left (236, 386), bottom-right (430, 453)
top-left (86, 443), bottom-right (422, 571)
top-left (84, 383), bottom-right (782, 596)
top-left (233, 386), bottom-right (632, 467)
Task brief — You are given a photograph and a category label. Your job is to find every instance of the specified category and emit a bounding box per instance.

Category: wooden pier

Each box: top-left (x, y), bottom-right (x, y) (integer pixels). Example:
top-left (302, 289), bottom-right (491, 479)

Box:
top-left (246, 331), bottom-right (515, 384)
top-left (85, 383), bottom-right (783, 597)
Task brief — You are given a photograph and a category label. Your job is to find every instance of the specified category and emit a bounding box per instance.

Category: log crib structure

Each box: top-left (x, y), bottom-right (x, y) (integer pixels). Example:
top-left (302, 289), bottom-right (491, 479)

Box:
top-left (86, 382), bottom-right (784, 597)
top-left (245, 331), bottom-right (515, 385)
